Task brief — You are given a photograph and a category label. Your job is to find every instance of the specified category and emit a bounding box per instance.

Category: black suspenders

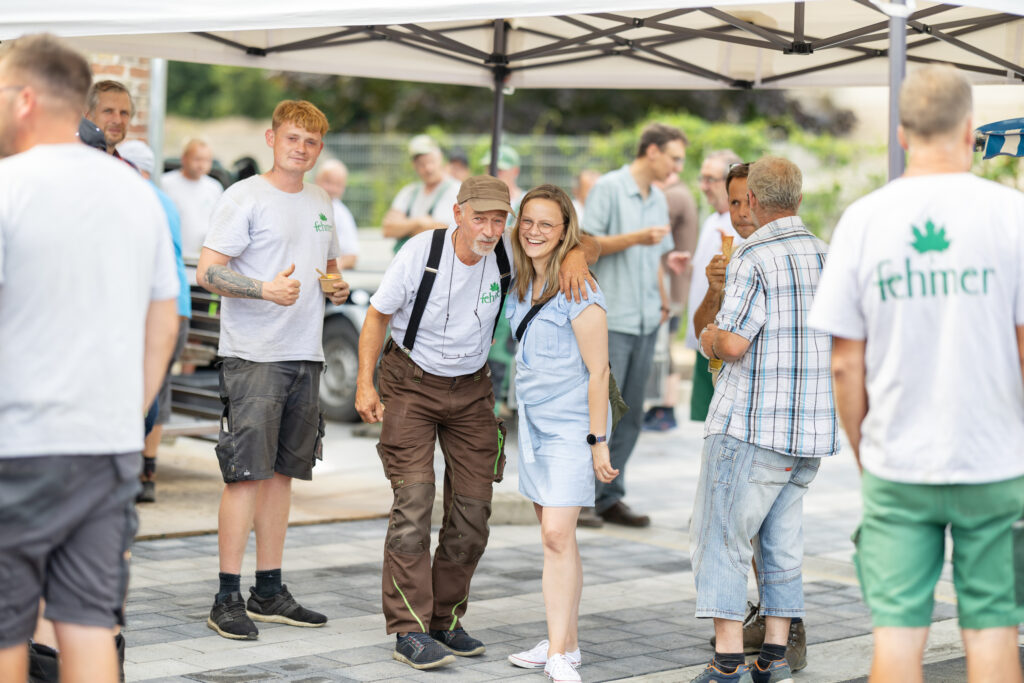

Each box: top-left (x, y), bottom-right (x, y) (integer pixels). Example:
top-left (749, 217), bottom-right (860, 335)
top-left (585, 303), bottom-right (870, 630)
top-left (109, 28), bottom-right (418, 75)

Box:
top-left (401, 228), bottom-right (511, 352)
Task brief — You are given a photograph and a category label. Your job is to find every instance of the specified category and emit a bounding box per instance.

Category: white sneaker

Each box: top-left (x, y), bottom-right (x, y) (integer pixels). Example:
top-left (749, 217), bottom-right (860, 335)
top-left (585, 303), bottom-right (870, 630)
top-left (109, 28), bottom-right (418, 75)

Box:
top-left (508, 640), bottom-right (582, 669)
top-left (545, 653), bottom-right (582, 682)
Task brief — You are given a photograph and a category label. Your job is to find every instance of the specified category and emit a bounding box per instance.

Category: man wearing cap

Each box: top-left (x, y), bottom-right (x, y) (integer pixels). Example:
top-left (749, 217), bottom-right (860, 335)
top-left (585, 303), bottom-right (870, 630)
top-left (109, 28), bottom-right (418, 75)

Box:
top-left (481, 144), bottom-right (524, 213)
top-left (117, 139), bottom-right (193, 504)
top-left (382, 134), bottom-right (461, 253)
top-left (356, 175), bottom-right (599, 671)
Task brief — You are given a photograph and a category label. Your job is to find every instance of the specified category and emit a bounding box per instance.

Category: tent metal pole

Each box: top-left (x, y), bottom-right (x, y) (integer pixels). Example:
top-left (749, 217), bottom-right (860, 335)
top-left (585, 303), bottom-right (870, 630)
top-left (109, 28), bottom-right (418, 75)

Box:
top-left (489, 19), bottom-right (508, 178)
top-left (148, 57), bottom-right (167, 186)
top-left (888, 1), bottom-right (907, 180)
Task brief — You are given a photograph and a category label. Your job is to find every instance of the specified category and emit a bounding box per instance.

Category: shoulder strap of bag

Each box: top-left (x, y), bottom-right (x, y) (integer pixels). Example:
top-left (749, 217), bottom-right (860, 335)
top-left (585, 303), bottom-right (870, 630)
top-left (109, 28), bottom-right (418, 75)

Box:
top-left (492, 239), bottom-right (512, 340)
top-left (514, 302), bottom-right (546, 343)
top-left (401, 228), bottom-right (447, 351)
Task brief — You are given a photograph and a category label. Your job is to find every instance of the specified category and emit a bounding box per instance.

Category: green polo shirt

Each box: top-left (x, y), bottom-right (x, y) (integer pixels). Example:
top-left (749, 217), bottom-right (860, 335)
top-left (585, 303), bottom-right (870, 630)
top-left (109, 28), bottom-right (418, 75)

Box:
top-left (583, 164), bottom-right (672, 336)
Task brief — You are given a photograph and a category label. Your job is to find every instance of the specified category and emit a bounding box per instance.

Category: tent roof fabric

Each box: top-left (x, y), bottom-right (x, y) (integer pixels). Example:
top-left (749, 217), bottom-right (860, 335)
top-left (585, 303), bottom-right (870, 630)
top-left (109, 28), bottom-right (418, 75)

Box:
top-left (2, 0), bottom-right (1022, 89)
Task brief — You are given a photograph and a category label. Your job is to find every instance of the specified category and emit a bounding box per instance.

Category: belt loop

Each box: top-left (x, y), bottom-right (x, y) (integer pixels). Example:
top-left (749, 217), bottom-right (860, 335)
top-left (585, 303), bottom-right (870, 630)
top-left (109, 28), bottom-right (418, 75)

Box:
top-left (412, 363), bottom-right (423, 383)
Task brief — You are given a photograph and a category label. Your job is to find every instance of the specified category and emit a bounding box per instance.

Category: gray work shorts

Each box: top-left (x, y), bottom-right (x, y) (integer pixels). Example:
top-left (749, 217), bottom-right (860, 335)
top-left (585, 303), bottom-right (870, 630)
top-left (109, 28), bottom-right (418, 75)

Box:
top-left (0, 453), bottom-right (140, 648)
top-left (215, 357), bottom-right (325, 483)
top-left (156, 318), bottom-right (189, 426)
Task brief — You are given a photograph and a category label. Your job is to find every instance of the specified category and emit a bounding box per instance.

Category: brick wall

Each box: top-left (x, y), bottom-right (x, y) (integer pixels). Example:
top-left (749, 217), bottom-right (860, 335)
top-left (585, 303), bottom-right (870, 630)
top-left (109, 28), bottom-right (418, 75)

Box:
top-left (88, 53), bottom-right (152, 142)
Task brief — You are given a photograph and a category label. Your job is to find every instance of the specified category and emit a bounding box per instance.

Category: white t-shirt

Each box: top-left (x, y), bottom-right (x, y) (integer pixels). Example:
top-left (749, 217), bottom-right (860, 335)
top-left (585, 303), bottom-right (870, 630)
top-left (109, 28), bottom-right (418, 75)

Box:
top-left (204, 176), bottom-right (340, 362)
top-left (370, 228), bottom-right (513, 377)
top-left (685, 211), bottom-right (744, 349)
top-left (332, 198), bottom-right (360, 257)
top-left (162, 169), bottom-right (224, 260)
top-left (390, 177), bottom-right (461, 224)
top-left (0, 144), bottom-right (179, 458)
top-left (808, 173), bottom-right (1024, 484)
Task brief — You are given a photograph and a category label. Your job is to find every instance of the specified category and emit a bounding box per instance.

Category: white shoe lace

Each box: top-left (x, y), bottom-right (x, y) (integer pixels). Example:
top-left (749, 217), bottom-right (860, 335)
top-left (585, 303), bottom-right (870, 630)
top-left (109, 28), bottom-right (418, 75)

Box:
top-left (545, 653), bottom-right (582, 682)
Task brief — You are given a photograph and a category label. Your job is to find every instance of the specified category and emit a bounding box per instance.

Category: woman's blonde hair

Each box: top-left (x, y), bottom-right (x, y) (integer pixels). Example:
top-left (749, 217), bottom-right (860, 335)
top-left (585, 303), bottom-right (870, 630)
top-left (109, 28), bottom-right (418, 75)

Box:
top-left (511, 184), bottom-right (583, 305)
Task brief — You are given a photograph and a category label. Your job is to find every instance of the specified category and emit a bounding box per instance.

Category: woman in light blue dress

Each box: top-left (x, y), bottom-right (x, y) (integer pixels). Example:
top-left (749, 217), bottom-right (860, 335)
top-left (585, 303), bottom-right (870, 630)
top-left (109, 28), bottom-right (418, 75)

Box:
top-left (504, 185), bottom-right (618, 683)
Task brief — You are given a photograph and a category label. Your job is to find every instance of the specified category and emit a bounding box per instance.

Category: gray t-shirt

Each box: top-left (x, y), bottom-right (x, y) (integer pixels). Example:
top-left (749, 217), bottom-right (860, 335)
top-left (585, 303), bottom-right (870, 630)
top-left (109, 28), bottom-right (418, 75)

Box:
top-left (204, 176), bottom-right (340, 362)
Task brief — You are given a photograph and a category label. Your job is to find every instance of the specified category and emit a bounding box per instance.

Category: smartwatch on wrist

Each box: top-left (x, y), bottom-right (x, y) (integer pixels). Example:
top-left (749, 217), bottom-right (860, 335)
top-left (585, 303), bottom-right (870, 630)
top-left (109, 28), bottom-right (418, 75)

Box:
top-left (586, 433), bottom-right (606, 445)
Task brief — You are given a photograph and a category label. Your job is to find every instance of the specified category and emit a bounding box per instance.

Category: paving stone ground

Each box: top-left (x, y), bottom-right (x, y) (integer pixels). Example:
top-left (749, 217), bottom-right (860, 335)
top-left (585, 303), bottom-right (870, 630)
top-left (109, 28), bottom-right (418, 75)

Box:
top-left (123, 416), bottom-right (1019, 681)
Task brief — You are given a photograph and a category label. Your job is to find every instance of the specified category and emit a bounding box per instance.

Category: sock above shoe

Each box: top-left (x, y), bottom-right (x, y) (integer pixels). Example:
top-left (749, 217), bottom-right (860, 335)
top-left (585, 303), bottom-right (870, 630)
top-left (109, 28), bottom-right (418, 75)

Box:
top-left (216, 572), bottom-right (241, 603)
top-left (254, 568), bottom-right (283, 598)
top-left (714, 651), bottom-right (746, 674)
top-left (756, 642), bottom-right (787, 671)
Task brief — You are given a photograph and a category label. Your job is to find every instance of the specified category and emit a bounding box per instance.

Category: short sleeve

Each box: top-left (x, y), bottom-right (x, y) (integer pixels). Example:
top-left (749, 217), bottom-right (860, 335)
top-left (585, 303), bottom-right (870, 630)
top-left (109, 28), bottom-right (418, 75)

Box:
top-left (566, 281), bottom-right (607, 320)
top-left (807, 216), bottom-right (867, 340)
top-left (390, 184), bottom-right (414, 213)
top-left (369, 241), bottom-right (417, 315)
top-left (716, 257), bottom-right (766, 341)
top-left (204, 192), bottom-right (251, 257)
top-left (583, 180), bottom-right (612, 236)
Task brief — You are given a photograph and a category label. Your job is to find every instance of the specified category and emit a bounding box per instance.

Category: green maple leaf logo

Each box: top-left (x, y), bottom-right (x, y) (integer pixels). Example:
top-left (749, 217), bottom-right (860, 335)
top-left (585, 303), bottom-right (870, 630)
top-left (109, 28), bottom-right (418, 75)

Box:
top-left (911, 219), bottom-right (951, 254)
top-left (318, 212), bottom-right (328, 222)
top-left (489, 282), bottom-right (499, 292)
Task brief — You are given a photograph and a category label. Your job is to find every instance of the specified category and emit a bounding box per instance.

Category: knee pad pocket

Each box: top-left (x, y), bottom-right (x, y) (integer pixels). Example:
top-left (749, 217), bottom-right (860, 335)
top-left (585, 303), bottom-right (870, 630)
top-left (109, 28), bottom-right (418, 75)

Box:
top-left (438, 494), bottom-right (491, 564)
top-left (387, 483), bottom-right (435, 554)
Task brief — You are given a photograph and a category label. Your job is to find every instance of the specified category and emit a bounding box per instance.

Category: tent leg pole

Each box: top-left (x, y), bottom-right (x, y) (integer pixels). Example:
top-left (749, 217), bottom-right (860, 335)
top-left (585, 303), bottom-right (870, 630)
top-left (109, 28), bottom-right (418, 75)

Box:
top-left (888, 3), bottom-right (907, 180)
top-left (148, 58), bottom-right (168, 185)
top-left (489, 19), bottom-right (508, 178)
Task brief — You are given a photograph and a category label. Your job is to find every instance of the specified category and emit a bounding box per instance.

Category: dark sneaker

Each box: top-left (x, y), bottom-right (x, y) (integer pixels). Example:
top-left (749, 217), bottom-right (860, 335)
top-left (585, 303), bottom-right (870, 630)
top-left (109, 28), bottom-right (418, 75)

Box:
top-left (577, 507), bottom-right (604, 528)
top-left (393, 632), bottom-right (456, 670)
top-left (691, 661), bottom-right (753, 682)
top-left (751, 658), bottom-right (793, 683)
top-left (785, 620), bottom-right (807, 673)
top-left (599, 501), bottom-right (650, 527)
top-left (246, 585), bottom-right (326, 627)
top-left (136, 480), bottom-right (155, 503)
top-left (207, 591), bottom-right (258, 640)
top-left (429, 627), bottom-right (485, 656)
top-left (710, 601), bottom-right (765, 654)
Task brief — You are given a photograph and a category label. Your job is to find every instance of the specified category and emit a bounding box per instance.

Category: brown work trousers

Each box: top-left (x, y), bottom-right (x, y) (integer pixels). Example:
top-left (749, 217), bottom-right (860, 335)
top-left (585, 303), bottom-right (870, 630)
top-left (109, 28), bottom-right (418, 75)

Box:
top-left (377, 340), bottom-right (506, 634)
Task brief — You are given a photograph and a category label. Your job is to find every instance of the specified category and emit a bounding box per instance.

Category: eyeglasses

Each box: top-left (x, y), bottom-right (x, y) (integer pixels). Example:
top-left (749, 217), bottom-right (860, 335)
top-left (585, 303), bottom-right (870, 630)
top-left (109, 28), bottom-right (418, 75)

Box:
top-left (0, 85), bottom-right (25, 96)
top-left (728, 162), bottom-right (750, 172)
top-left (520, 218), bottom-right (564, 234)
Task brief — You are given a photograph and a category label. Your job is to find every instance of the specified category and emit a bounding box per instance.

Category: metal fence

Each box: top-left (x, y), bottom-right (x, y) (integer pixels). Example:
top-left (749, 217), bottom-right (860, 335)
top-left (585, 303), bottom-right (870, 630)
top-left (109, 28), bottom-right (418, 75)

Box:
top-left (321, 133), bottom-right (634, 227)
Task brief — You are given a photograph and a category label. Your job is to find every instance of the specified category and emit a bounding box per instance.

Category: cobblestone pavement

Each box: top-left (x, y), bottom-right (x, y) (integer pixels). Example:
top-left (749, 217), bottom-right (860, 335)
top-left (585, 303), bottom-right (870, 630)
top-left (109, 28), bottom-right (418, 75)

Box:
top-left (123, 418), bottom-right (1017, 681)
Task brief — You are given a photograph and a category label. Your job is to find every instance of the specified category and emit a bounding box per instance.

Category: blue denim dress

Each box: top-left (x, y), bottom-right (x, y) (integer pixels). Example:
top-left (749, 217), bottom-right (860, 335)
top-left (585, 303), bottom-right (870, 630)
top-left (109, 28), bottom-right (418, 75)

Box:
top-left (506, 281), bottom-right (608, 507)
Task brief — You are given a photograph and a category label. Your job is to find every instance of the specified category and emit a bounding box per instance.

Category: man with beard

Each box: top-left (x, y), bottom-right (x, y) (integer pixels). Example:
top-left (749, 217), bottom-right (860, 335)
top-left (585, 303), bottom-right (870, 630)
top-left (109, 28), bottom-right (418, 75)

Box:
top-left (85, 79), bottom-right (132, 156)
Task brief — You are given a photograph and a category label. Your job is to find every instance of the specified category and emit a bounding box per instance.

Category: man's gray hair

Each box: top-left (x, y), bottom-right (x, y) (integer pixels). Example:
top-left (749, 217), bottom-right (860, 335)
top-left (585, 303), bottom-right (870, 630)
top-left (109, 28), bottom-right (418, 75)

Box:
top-left (899, 64), bottom-right (972, 140)
top-left (747, 156), bottom-right (802, 213)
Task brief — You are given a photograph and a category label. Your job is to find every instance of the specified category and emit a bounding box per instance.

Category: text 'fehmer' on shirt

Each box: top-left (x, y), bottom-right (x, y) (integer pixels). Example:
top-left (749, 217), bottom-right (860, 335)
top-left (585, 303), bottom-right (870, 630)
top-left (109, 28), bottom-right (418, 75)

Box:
top-left (583, 165), bottom-right (673, 336)
top-left (370, 228), bottom-right (514, 377)
top-left (0, 143), bottom-right (179, 458)
top-left (204, 175), bottom-right (340, 363)
top-left (706, 215), bottom-right (838, 459)
top-left (808, 173), bottom-right (1024, 485)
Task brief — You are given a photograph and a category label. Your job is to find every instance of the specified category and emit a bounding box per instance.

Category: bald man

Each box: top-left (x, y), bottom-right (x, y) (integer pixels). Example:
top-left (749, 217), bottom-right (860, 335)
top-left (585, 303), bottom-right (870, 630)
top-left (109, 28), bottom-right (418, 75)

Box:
top-left (163, 139), bottom-right (224, 261)
top-left (315, 160), bottom-right (359, 270)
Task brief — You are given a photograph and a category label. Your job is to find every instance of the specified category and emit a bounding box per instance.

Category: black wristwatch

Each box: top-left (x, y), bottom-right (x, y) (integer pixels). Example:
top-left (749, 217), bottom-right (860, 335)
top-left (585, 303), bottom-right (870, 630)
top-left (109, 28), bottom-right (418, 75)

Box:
top-left (586, 433), bottom-right (607, 445)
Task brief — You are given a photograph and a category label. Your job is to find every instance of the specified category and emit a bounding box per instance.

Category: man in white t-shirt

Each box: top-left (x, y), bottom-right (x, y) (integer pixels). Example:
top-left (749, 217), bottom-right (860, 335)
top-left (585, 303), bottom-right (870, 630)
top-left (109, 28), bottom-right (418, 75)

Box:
top-left (809, 64), bottom-right (1024, 683)
top-left (381, 134), bottom-right (461, 253)
top-left (162, 139), bottom-right (224, 261)
top-left (356, 175), bottom-right (598, 670)
top-left (315, 159), bottom-right (359, 269)
top-left (0, 35), bottom-right (179, 682)
top-left (197, 100), bottom-right (350, 642)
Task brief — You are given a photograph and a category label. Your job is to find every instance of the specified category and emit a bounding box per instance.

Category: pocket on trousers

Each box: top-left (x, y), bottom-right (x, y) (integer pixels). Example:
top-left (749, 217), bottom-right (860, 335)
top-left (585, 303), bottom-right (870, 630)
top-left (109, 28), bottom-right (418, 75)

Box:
top-left (313, 412), bottom-right (326, 465)
top-left (749, 450), bottom-right (795, 486)
top-left (493, 417), bottom-right (508, 483)
top-left (376, 442), bottom-right (392, 481)
top-left (214, 400), bottom-right (239, 478)
top-left (712, 438), bottom-right (738, 485)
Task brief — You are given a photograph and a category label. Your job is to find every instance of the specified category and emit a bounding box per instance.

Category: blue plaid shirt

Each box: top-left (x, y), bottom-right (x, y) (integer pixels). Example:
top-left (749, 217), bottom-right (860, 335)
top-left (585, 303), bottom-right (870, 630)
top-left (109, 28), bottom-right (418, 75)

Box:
top-left (705, 216), bottom-right (839, 458)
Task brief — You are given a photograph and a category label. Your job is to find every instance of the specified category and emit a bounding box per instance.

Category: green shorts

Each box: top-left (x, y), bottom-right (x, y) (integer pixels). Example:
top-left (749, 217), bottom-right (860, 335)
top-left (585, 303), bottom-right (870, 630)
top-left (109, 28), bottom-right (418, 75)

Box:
top-left (690, 353), bottom-right (714, 422)
top-left (853, 470), bottom-right (1024, 630)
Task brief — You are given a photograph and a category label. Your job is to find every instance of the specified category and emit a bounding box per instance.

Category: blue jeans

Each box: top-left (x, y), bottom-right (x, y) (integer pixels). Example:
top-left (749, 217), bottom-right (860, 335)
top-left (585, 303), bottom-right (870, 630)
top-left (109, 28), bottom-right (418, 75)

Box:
top-left (594, 328), bottom-right (659, 513)
top-left (690, 433), bottom-right (820, 620)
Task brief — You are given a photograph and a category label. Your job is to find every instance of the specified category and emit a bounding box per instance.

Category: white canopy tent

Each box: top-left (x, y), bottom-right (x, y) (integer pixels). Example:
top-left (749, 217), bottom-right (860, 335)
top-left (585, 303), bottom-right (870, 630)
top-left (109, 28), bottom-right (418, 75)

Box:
top-left (4, 0), bottom-right (1022, 176)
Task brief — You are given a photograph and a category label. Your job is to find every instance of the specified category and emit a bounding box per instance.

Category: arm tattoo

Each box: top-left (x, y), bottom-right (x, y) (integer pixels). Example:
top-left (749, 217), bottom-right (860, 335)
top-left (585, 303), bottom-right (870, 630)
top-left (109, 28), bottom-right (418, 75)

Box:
top-left (205, 264), bottom-right (263, 300)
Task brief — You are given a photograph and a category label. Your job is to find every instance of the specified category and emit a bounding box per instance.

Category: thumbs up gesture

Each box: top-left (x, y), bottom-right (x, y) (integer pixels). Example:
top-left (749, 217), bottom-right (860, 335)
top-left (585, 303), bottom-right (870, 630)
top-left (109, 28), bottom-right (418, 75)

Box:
top-left (263, 263), bottom-right (301, 306)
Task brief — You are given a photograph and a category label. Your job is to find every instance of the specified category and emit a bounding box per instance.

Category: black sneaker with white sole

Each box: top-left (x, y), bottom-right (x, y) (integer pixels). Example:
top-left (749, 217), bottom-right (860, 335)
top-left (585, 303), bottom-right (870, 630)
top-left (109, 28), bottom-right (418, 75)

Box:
top-left (245, 585), bottom-right (327, 627)
top-left (207, 591), bottom-right (259, 640)
top-left (393, 632), bottom-right (456, 670)
top-left (429, 627), bottom-right (486, 656)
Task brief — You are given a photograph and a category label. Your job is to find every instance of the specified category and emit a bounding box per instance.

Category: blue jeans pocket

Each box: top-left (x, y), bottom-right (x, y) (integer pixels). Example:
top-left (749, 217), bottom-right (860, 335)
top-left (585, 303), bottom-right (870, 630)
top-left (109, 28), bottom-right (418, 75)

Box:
top-left (713, 439), bottom-right (738, 484)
